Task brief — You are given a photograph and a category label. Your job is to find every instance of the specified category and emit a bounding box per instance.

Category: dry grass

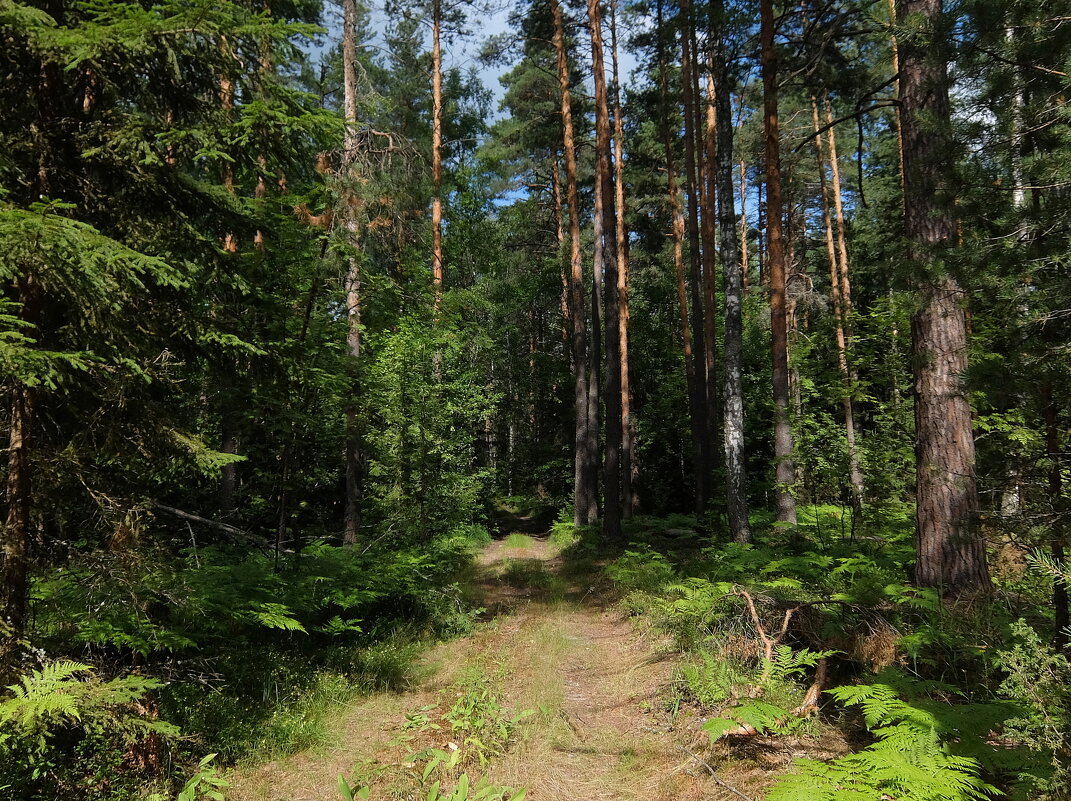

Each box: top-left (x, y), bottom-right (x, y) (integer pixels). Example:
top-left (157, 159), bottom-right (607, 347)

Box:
top-left (226, 536), bottom-right (837, 801)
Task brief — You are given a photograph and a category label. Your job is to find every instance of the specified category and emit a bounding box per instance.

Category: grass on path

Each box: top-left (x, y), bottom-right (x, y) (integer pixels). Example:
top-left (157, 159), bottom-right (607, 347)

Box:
top-left (226, 536), bottom-right (762, 801)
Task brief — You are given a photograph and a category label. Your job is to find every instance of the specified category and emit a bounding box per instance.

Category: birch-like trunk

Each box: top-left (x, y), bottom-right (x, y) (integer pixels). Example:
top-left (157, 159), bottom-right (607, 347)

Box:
top-left (431, 0), bottom-right (444, 309)
top-left (712, 0), bottom-right (751, 542)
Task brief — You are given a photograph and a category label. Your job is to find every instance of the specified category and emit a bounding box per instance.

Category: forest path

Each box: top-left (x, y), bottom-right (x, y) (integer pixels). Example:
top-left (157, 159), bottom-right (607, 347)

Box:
top-left (226, 535), bottom-right (723, 801)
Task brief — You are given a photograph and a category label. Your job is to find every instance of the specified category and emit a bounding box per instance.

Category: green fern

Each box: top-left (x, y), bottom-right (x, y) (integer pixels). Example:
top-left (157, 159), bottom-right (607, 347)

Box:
top-left (702, 646), bottom-right (837, 739)
top-left (0, 660), bottom-right (93, 728)
top-left (767, 670), bottom-right (1016, 801)
top-left (0, 660), bottom-right (177, 754)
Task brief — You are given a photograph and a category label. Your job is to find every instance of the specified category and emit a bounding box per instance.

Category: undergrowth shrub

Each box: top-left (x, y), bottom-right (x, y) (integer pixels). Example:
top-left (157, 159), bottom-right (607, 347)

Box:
top-left (591, 515), bottom-right (1065, 801)
top-left (605, 548), bottom-right (676, 594)
top-left (701, 646), bottom-right (836, 739)
top-left (11, 530), bottom-right (486, 798)
top-left (0, 661), bottom-right (178, 800)
top-left (990, 619), bottom-right (1071, 798)
top-left (404, 667), bottom-right (534, 769)
top-left (345, 668), bottom-right (532, 801)
top-left (768, 669), bottom-right (1045, 801)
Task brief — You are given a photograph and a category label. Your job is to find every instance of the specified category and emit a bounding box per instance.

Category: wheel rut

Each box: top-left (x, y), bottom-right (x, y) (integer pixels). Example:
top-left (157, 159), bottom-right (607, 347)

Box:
top-left (228, 536), bottom-right (714, 801)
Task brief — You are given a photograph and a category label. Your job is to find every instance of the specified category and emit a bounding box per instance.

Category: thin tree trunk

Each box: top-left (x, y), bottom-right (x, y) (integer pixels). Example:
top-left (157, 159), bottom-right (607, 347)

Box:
top-left (551, 0), bottom-right (597, 527)
top-left (1044, 383), bottom-right (1068, 650)
top-left (657, 0), bottom-right (703, 516)
top-left (812, 98), bottom-right (864, 523)
top-left (342, 0), bottom-right (364, 546)
top-left (588, 0), bottom-right (622, 541)
top-left (739, 158), bottom-right (750, 292)
top-left (220, 412), bottom-right (238, 518)
top-left (679, 0), bottom-right (710, 512)
top-left (887, 0), bottom-right (906, 200)
top-left (825, 98), bottom-right (855, 331)
top-left (760, 0), bottom-right (797, 524)
top-left (1, 278), bottom-right (41, 672)
top-left (609, 0), bottom-right (637, 518)
top-left (3, 53), bottom-right (57, 672)
top-left (431, 0), bottom-right (444, 309)
top-left (701, 65), bottom-right (720, 497)
top-left (552, 158), bottom-right (570, 346)
top-left (219, 45), bottom-right (238, 255)
top-left (757, 178), bottom-right (765, 286)
top-left (712, 0), bottom-right (751, 542)
top-left (900, 0), bottom-right (989, 595)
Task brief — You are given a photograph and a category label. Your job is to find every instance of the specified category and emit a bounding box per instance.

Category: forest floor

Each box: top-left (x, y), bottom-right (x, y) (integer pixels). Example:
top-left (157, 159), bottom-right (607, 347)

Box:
top-left (224, 533), bottom-right (779, 801)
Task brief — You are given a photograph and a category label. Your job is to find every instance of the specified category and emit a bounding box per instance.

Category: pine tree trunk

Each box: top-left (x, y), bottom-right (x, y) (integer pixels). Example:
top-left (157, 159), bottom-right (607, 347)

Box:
top-left (0, 276), bottom-right (41, 672)
top-left (551, 158), bottom-right (570, 346)
top-left (219, 42), bottom-right (238, 255)
top-left (701, 65), bottom-right (720, 494)
top-left (900, 0), bottom-right (989, 595)
top-left (551, 0), bottom-right (597, 528)
top-left (609, 0), bottom-right (637, 518)
top-left (760, 0), bottom-right (797, 524)
top-left (678, 0), bottom-right (710, 512)
top-left (3, 52), bottom-right (57, 673)
top-left (342, 0), bottom-right (364, 546)
top-left (887, 0), bottom-right (906, 199)
top-left (431, 0), bottom-right (444, 309)
top-left (712, 0), bottom-right (751, 543)
top-left (811, 98), bottom-right (864, 525)
top-left (657, 0), bottom-right (703, 516)
top-left (588, 0), bottom-right (622, 541)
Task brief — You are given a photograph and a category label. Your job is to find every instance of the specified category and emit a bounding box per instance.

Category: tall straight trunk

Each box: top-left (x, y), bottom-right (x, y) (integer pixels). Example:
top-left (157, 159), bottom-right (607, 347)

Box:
top-left (220, 411), bottom-right (238, 518)
top-left (341, 0), bottom-right (364, 545)
top-left (757, 178), bottom-right (765, 285)
top-left (551, 0), bottom-right (597, 527)
top-left (219, 40), bottom-right (238, 255)
top-left (253, 28), bottom-right (272, 250)
top-left (3, 51), bottom-right (60, 671)
top-left (609, 0), bottom-right (637, 518)
top-left (712, 0), bottom-right (750, 543)
top-left (588, 0), bottom-right (622, 541)
top-left (431, 0), bottom-right (444, 309)
top-left (1006, 24), bottom-right (1026, 216)
top-left (1, 276), bottom-right (41, 671)
top-left (1044, 384), bottom-right (1069, 650)
top-left (739, 158), bottom-right (750, 292)
top-left (700, 65), bottom-right (720, 492)
top-left (678, 0), bottom-right (710, 512)
top-left (785, 192), bottom-right (803, 420)
top-left (551, 158), bottom-right (570, 346)
top-left (887, 0), bottom-right (906, 199)
top-left (760, 0), bottom-right (797, 524)
top-left (812, 98), bottom-right (864, 522)
top-left (900, 0), bottom-right (989, 595)
top-left (825, 98), bottom-right (855, 329)
top-left (657, 0), bottom-right (703, 513)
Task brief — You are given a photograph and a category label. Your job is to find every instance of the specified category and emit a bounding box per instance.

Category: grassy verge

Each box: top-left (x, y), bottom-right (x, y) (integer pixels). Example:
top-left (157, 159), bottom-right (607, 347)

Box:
top-left (569, 507), bottom-right (1068, 800)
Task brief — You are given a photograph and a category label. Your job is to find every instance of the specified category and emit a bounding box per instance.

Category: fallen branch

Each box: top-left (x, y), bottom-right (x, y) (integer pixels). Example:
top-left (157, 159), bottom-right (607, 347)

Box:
top-left (677, 746), bottom-right (756, 801)
top-left (153, 504), bottom-right (287, 555)
top-left (789, 656), bottom-right (829, 718)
